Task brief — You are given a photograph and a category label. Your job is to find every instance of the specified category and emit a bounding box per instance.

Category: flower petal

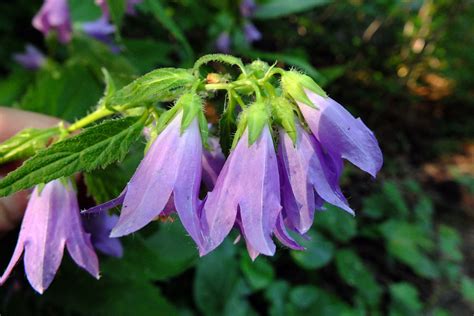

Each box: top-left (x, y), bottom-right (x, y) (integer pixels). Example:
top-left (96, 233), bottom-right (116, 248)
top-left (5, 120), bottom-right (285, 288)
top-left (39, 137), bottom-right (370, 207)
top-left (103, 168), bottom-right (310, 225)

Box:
top-left (298, 91), bottom-right (383, 177)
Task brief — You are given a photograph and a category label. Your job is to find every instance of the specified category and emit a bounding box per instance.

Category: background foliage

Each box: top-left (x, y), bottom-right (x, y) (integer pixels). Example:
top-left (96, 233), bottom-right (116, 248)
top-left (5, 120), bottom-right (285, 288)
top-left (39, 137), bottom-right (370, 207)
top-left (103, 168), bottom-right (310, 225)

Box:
top-left (1, 0), bottom-right (473, 315)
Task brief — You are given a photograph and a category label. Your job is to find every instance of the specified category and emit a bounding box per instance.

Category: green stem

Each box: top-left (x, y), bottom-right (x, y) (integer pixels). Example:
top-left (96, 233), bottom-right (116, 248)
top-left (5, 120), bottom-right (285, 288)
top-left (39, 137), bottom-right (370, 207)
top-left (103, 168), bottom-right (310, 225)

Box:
top-left (67, 108), bottom-right (113, 132)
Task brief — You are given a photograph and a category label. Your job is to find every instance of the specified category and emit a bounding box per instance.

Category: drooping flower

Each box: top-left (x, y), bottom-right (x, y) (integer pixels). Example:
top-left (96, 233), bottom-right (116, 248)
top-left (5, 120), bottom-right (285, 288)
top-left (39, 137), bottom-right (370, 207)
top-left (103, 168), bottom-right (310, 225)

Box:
top-left (85, 94), bottom-right (207, 248)
top-left (240, 0), bottom-right (257, 18)
top-left (82, 212), bottom-right (123, 257)
top-left (200, 126), bottom-right (281, 257)
top-left (33, 0), bottom-right (72, 43)
top-left (13, 45), bottom-right (46, 70)
top-left (278, 123), bottom-right (353, 234)
top-left (297, 91), bottom-right (383, 177)
top-left (243, 22), bottom-right (262, 43)
top-left (82, 15), bottom-right (119, 53)
top-left (0, 179), bottom-right (99, 294)
top-left (216, 32), bottom-right (231, 53)
top-left (201, 137), bottom-right (225, 190)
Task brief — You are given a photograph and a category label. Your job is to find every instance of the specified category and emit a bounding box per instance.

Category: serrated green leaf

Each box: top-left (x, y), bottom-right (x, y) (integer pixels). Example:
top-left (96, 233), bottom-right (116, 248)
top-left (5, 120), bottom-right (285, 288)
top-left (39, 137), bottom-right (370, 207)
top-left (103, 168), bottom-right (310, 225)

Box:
top-left (335, 249), bottom-right (382, 307)
top-left (0, 116), bottom-right (145, 197)
top-left (110, 68), bottom-right (196, 107)
top-left (254, 0), bottom-right (330, 19)
top-left (0, 127), bottom-right (60, 164)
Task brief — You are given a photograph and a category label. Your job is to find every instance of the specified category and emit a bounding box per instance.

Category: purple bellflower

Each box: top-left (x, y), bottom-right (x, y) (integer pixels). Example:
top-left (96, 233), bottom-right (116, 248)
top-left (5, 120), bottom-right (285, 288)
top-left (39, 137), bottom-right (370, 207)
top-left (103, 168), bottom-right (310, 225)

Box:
top-left (0, 179), bottom-right (99, 294)
top-left (13, 45), bottom-right (46, 70)
top-left (33, 0), bottom-right (72, 43)
top-left (201, 137), bottom-right (225, 190)
top-left (278, 123), bottom-right (352, 234)
top-left (82, 212), bottom-right (123, 258)
top-left (111, 110), bottom-right (203, 246)
top-left (297, 91), bottom-right (383, 177)
top-left (240, 0), bottom-right (257, 18)
top-left (216, 32), bottom-right (231, 53)
top-left (200, 126), bottom-right (281, 257)
top-left (243, 22), bottom-right (262, 43)
top-left (82, 15), bottom-right (119, 53)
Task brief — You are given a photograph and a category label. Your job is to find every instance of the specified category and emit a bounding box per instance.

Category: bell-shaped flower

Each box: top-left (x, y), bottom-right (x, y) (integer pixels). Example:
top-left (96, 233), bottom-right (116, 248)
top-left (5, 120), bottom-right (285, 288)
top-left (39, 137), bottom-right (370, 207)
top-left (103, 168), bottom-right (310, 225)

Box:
top-left (82, 15), bottom-right (119, 52)
top-left (82, 212), bottom-right (123, 258)
top-left (278, 123), bottom-right (353, 234)
top-left (297, 91), bottom-right (383, 177)
top-left (200, 125), bottom-right (281, 257)
top-left (0, 179), bottom-right (99, 294)
top-left (243, 22), bottom-right (262, 43)
top-left (33, 0), bottom-right (72, 43)
top-left (240, 0), bottom-right (257, 17)
top-left (13, 45), bottom-right (46, 70)
top-left (216, 32), bottom-right (231, 53)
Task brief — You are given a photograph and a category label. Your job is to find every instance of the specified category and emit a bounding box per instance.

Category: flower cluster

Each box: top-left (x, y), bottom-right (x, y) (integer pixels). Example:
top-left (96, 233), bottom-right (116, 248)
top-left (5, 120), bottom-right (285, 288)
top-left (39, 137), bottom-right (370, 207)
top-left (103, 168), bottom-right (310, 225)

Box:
top-left (86, 63), bottom-right (382, 260)
top-left (0, 57), bottom-right (382, 293)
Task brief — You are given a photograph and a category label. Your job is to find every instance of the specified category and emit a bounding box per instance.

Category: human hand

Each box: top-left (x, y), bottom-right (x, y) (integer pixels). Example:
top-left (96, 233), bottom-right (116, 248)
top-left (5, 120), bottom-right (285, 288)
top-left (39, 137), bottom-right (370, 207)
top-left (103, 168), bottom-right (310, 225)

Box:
top-left (0, 107), bottom-right (61, 234)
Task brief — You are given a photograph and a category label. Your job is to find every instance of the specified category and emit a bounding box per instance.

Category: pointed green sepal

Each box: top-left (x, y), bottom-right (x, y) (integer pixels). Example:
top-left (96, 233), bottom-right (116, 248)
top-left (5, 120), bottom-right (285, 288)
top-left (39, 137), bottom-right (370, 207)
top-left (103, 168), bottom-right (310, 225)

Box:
top-left (155, 105), bottom-right (182, 135)
top-left (271, 97), bottom-right (298, 145)
top-left (281, 70), bottom-right (327, 108)
top-left (246, 101), bottom-right (270, 145)
top-left (198, 110), bottom-right (209, 149)
top-left (178, 93), bottom-right (204, 133)
top-left (232, 114), bottom-right (248, 149)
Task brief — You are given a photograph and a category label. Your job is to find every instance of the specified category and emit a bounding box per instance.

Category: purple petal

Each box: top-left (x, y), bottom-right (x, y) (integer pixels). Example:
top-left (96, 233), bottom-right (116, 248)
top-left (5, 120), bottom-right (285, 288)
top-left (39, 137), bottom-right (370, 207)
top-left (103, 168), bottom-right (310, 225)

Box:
top-left (82, 212), bottom-right (123, 258)
top-left (243, 22), bottom-right (262, 43)
top-left (13, 45), bottom-right (45, 70)
top-left (201, 127), bottom-right (281, 256)
top-left (173, 117), bottom-right (204, 246)
top-left (82, 189), bottom-right (126, 214)
top-left (240, 0), bottom-right (257, 17)
top-left (274, 214), bottom-right (305, 251)
top-left (298, 91), bottom-right (383, 177)
top-left (33, 0), bottom-right (72, 43)
top-left (216, 32), bottom-right (231, 53)
top-left (201, 137), bottom-right (225, 190)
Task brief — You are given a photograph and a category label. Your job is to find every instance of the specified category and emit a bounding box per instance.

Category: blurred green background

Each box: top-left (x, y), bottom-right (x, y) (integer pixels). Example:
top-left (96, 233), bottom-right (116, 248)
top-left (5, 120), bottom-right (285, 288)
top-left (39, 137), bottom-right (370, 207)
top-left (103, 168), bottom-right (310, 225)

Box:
top-left (0, 0), bottom-right (473, 315)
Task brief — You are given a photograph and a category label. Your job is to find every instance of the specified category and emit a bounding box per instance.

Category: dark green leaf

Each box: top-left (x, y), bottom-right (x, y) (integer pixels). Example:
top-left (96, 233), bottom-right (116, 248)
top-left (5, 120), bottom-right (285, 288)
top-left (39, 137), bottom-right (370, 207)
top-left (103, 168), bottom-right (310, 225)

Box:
top-left (0, 116), bottom-right (144, 197)
top-left (141, 0), bottom-right (194, 63)
top-left (107, 0), bottom-right (126, 30)
top-left (123, 38), bottom-right (173, 72)
top-left (388, 283), bottom-right (422, 316)
top-left (335, 249), bottom-right (382, 307)
top-left (438, 225), bottom-right (463, 262)
top-left (289, 286), bottom-right (353, 315)
top-left (254, 0), bottom-right (330, 19)
top-left (264, 281), bottom-right (290, 316)
top-left (314, 205), bottom-right (357, 242)
top-left (0, 68), bottom-right (33, 106)
top-left (240, 254), bottom-right (275, 291)
top-left (102, 222), bottom-right (198, 281)
top-left (291, 230), bottom-right (334, 270)
top-left (461, 276), bottom-right (474, 303)
top-left (194, 241), bottom-right (240, 316)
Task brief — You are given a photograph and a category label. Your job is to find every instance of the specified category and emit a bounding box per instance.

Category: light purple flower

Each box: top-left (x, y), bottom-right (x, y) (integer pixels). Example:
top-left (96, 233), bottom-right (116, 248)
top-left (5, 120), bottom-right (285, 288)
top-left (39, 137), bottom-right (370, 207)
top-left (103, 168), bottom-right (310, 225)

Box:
top-left (13, 45), bottom-right (46, 70)
top-left (88, 111), bottom-right (204, 247)
top-left (96, 0), bottom-right (142, 17)
top-left (33, 0), bottom-right (72, 43)
top-left (202, 137), bottom-right (225, 190)
top-left (200, 127), bottom-right (281, 257)
top-left (0, 179), bottom-right (99, 294)
top-left (278, 123), bottom-right (353, 234)
top-left (82, 212), bottom-right (123, 257)
top-left (240, 0), bottom-right (257, 17)
top-left (243, 22), bottom-right (262, 43)
top-left (297, 91), bottom-right (383, 177)
top-left (82, 15), bottom-right (120, 53)
top-left (216, 32), bottom-right (231, 53)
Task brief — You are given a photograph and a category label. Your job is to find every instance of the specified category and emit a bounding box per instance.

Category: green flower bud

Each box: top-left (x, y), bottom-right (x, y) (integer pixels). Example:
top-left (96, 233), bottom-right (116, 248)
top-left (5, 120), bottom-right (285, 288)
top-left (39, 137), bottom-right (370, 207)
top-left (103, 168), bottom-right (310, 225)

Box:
top-left (281, 70), bottom-right (327, 108)
top-left (246, 60), bottom-right (270, 79)
top-left (271, 97), bottom-right (297, 144)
